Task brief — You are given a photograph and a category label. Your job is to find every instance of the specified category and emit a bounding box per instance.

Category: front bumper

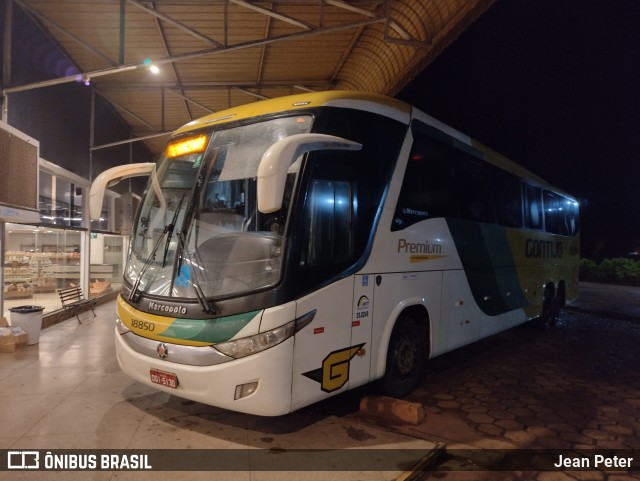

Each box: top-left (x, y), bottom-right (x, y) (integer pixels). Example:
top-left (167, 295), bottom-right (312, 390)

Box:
top-left (115, 327), bottom-right (295, 416)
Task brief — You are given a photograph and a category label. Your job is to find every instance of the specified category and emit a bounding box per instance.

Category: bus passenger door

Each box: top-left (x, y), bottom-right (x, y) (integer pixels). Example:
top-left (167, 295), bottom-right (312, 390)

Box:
top-left (289, 166), bottom-right (359, 411)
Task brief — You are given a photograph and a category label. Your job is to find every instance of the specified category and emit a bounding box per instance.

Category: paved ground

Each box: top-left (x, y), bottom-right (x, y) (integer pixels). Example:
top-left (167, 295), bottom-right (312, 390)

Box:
top-left (364, 283), bottom-right (640, 480)
top-left (0, 302), bottom-right (436, 481)
top-left (1, 282), bottom-right (638, 480)
top-left (570, 282), bottom-right (640, 320)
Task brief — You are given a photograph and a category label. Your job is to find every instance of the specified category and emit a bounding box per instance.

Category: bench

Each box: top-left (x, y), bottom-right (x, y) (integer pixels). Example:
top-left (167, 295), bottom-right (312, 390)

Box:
top-left (58, 286), bottom-right (97, 323)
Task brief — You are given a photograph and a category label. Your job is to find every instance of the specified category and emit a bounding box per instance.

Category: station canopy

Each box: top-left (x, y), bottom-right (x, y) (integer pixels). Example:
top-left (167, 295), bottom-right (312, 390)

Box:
top-left (9, 0), bottom-right (496, 155)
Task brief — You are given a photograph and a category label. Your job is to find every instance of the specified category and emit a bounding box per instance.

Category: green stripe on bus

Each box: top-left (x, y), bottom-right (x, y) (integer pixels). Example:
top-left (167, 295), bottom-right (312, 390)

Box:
top-left (446, 218), bottom-right (528, 316)
top-left (160, 310), bottom-right (261, 344)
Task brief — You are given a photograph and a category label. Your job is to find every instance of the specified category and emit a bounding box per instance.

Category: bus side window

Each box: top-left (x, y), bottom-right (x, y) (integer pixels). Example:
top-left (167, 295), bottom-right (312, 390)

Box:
top-left (392, 136), bottom-right (452, 231)
top-left (455, 158), bottom-right (496, 224)
top-left (566, 198), bottom-right (580, 235)
top-left (495, 172), bottom-right (523, 228)
top-left (544, 190), bottom-right (580, 236)
top-left (300, 179), bottom-right (353, 266)
top-left (524, 184), bottom-right (543, 230)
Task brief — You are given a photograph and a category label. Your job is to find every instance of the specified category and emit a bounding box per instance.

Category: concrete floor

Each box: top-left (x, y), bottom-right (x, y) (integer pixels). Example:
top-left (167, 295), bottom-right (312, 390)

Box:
top-left (0, 301), bottom-right (436, 481)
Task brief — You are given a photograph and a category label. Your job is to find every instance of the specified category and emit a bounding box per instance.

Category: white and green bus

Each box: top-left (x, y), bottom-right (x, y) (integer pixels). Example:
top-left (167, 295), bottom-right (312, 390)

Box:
top-left (91, 91), bottom-right (579, 416)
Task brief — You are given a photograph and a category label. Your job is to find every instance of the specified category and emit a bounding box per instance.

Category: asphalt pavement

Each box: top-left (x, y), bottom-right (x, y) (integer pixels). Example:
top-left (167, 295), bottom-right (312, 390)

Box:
top-left (568, 281), bottom-right (640, 321)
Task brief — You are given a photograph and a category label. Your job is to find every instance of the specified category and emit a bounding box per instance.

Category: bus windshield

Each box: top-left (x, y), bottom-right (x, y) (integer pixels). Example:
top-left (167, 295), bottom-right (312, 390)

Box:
top-left (127, 115), bottom-right (313, 301)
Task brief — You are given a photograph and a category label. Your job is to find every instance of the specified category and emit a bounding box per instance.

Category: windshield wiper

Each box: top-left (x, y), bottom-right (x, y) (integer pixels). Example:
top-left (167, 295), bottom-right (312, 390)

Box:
top-left (129, 196), bottom-right (186, 303)
top-left (192, 280), bottom-right (218, 315)
top-left (175, 231), bottom-right (218, 315)
top-left (175, 172), bottom-right (218, 314)
top-left (128, 225), bottom-right (168, 303)
top-left (162, 193), bottom-right (186, 268)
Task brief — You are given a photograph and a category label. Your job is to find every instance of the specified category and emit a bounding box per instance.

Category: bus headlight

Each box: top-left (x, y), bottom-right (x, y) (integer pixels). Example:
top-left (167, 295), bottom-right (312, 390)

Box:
top-left (213, 320), bottom-right (296, 359)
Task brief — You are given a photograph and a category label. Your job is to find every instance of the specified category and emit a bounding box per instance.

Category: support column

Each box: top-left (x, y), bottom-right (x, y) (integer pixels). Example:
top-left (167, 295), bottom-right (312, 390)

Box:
top-left (2, 0), bottom-right (13, 123)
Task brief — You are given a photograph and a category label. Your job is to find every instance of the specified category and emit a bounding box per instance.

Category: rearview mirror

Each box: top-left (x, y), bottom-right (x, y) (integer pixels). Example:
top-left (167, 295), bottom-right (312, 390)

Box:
top-left (89, 163), bottom-right (155, 220)
top-left (257, 134), bottom-right (362, 213)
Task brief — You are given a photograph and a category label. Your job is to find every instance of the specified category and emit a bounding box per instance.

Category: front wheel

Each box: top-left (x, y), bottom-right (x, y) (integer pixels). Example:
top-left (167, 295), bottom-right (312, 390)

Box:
top-left (380, 315), bottom-right (425, 398)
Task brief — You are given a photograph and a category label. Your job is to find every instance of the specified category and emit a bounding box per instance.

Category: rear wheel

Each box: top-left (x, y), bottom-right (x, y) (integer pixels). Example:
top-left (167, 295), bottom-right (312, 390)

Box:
top-left (380, 314), bottom-right (425, 398)
top-left (540, 286), bottom-right (560, 329)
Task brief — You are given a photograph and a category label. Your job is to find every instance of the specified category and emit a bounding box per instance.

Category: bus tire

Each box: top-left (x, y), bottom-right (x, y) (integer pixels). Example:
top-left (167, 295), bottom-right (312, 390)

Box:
top-left (540, 286), bottom-right (560, 329)
top-left (380, 314), bottom-right (425, 398)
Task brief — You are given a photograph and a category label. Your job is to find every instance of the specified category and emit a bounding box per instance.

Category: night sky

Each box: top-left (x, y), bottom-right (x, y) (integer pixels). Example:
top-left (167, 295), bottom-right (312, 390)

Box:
top-left (397, 0), bottom-right (640, 259)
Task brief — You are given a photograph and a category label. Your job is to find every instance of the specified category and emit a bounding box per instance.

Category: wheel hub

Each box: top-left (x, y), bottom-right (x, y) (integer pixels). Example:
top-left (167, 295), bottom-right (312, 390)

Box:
top-left (396, 337), bottom-right (417, 376)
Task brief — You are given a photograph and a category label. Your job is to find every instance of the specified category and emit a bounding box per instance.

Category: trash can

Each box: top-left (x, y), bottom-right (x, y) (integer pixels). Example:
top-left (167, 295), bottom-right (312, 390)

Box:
top-left (9, 306), bottom-right (44, 345)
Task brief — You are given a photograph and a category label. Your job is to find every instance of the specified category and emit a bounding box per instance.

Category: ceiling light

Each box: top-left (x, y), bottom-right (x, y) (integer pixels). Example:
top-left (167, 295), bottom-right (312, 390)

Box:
top-left (143, 58), bottom-right (160, 74)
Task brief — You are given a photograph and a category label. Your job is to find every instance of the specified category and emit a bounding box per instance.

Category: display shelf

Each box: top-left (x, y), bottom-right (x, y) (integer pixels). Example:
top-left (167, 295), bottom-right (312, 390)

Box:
top-left (90, 264), bottom-right (115, 279)
top-left (32, 282), bottom-right (57, 293)
top-left (20, 244), bottom-right (80, 254)
top-left (3, 250), bottom-right (119, 294)
top-left (5, 252), bottom-right (30, 267)
top-left (4, 267), bottom-right (33, 283)
top-left (4, 285), bottom-right (34, 299)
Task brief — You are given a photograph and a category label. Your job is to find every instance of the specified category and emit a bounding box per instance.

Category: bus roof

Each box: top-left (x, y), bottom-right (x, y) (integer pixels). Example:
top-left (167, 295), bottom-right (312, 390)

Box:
top-left (173, 90), bottom-right (412, 136)
top-left (174, 90), bottom-right (411, 135)
top-left (172, 90), bottom-right (574, 199)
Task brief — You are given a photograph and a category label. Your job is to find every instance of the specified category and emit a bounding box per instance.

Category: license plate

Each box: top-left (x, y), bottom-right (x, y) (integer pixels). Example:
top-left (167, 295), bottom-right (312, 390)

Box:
top-left (150, 368), bottom-right (178, 389)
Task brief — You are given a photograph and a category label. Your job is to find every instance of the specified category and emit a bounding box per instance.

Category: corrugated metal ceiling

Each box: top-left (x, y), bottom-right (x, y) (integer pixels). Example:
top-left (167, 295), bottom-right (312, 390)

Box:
top-left (8, 0), bottom-right (496, 155)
